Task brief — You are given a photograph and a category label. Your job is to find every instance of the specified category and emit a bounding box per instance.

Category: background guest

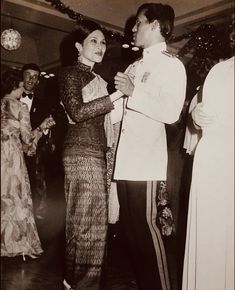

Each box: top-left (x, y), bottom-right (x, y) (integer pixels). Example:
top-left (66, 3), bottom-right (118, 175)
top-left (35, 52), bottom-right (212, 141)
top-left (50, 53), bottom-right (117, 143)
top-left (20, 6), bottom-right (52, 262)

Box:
top-left (21, 63), bottom-right (67, 220)
top-left (21, 63), bottom-right (51, 219)
top-left (182, 22), bottom-right (234, 288)
top-left (1, 69), bottom-right (55, 260)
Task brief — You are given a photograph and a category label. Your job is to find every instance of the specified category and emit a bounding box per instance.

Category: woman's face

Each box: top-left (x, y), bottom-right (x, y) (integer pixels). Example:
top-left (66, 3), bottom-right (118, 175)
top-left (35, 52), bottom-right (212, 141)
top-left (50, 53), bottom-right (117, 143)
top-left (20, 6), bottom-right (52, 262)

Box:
top-left (76, 30), bottom-right (106, 66)
top-left (11, 81), bottom-right (24, 100)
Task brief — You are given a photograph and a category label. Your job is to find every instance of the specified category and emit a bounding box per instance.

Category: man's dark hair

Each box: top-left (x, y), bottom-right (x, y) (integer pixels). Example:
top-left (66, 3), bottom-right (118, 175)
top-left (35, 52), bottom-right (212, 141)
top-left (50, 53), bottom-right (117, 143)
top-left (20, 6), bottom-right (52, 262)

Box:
top-left (1, 69), bottom-right (23, 97)
top-left (22, 63), bottom-right (41, 74)
top-left (137, 3), bottom-right (175, 40)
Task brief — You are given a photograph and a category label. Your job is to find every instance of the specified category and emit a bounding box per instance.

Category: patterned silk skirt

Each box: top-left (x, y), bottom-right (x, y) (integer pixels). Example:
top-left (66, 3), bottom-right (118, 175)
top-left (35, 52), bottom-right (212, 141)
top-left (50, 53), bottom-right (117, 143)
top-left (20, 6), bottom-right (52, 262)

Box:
top-left (63, 151), bottom-right (108, 290)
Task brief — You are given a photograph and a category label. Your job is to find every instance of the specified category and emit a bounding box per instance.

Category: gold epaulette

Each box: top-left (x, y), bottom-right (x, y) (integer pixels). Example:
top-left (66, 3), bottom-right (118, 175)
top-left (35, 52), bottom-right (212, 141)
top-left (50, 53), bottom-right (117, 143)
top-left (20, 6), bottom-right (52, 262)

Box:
top-left (161, 50), bottom-right (177, 58)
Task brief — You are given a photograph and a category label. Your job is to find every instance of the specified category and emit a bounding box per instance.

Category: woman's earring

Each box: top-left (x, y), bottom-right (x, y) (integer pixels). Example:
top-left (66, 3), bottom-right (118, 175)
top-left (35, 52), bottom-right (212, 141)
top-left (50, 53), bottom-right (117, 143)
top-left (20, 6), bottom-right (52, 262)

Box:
top-left (78, 53), bottom-right (83, 62)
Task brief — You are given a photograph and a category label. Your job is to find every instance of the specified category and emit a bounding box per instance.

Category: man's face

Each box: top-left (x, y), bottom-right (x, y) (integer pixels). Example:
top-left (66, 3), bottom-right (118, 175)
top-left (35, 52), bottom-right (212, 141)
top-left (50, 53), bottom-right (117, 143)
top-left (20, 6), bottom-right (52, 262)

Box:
top-left (132, 10), bottom-right (153, 49)
top-left (23, 69), bottom-right (40, 92)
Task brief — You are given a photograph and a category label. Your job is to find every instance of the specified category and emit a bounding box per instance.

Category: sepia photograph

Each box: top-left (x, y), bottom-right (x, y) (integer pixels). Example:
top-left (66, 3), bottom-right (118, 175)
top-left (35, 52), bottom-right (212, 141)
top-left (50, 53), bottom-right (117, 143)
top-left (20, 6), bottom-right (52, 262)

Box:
top-left (1, 0), bottom-right (234, 289)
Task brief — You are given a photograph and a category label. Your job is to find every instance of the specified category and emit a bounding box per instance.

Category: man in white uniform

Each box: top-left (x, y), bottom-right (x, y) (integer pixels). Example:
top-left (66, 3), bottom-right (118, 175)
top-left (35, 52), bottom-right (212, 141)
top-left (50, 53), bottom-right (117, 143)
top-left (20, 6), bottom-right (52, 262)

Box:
top-left (112, 3), bottom-right (186, 290)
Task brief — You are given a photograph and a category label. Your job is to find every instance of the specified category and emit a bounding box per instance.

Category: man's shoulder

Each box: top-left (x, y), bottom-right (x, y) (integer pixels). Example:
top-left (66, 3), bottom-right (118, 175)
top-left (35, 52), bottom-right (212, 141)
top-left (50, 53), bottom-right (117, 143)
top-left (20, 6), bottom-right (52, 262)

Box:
top-left (130, 57), bottom-right (142, 67)
top-left (161, 50), bottom-right (177, 58)
top-left (31, 93), bottom-right (50, 114)
top-left (161, 50), bottom-right (181, 64)
top-left (161, 50), bottom-right (185, 71)
top-left (32, 92), bottom-right (45, 106)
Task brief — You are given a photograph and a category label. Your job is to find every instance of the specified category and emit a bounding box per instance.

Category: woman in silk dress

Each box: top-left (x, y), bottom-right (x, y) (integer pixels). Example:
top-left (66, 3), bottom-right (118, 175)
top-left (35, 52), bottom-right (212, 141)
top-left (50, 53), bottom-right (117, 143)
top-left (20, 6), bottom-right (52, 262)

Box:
top-left (59, 20), bottom-right (122, 290)
top-left (182, 55), bottom-right (234, 290)
top-left (1, 69), bottom-right (55, 260)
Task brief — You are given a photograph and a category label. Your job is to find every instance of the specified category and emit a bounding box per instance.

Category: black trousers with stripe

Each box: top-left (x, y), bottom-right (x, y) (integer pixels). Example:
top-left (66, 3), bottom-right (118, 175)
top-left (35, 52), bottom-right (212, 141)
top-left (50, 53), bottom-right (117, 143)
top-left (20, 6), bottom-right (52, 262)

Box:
top-left (117, 180), bottom-right (171, 290)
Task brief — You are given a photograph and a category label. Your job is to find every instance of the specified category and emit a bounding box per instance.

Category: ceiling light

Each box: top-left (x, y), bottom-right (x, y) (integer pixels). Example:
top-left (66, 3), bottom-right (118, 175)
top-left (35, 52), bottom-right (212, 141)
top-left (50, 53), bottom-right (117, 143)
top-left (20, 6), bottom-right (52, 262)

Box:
top-left (132, 46), bottom-right (139, 51)
top-left (1, 29), bottom-right (21, 50)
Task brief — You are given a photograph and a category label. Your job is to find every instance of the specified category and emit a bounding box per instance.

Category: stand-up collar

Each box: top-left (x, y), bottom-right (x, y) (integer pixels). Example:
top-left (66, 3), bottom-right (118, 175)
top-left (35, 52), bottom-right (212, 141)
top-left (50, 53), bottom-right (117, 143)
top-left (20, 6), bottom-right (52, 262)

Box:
top-left (74, 60), bottom-right (92, 72)
top-left (143, 42), bottom-right (166, 59)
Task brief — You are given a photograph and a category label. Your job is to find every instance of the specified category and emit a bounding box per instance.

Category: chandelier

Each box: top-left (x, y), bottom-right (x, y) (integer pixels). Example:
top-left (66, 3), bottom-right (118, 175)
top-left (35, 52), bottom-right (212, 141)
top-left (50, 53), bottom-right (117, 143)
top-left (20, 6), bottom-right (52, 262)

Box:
top-left (1, 28), bottom-right (22, 51)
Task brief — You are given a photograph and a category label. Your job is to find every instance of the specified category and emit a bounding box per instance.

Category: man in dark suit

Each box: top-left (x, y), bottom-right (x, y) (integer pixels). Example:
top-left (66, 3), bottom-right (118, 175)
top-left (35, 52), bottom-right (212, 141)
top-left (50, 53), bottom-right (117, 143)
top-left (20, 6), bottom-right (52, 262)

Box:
top-left (21, 63), bottom-right (52, 219)
top-left (21, 63), bottom-right (68, 221)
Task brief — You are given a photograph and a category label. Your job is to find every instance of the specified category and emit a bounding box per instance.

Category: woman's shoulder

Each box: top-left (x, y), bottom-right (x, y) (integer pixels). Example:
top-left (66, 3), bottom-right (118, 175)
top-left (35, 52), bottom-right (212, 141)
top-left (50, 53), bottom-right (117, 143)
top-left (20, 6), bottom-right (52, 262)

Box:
top-left (59, 65), bottom-right (77, 79)
top-left (1, 97), bottom-right (21, 107)
top-left (209, 57), bottom-right (234, 77)
top-left (59, 64), bottom-right (85, 82)
top-left (1, 97), bottom-right (26, 119)
top-left (60, 64), bottom-right (76, 73)
top-left (59, 64), bottom-right (94, 87)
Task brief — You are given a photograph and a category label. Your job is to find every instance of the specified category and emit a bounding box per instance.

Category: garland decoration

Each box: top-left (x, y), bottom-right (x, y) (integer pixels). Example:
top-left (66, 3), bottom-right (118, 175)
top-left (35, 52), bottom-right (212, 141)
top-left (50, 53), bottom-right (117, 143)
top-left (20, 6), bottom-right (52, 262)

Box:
top-left (44, 0), bottom-right (124, 41)
top-left (179, 22), bottom-right (232, 102)
top-left (45, 0), bottom-right (232, 61)
top-left (176, 24), bottom-right (222, 58)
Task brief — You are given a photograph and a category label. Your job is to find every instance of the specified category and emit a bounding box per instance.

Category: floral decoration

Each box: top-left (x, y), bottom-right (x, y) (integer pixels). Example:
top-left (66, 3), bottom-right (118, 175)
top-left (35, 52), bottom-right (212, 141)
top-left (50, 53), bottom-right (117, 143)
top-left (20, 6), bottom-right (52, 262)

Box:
top-left (156, 181), bottom-right (175, 236)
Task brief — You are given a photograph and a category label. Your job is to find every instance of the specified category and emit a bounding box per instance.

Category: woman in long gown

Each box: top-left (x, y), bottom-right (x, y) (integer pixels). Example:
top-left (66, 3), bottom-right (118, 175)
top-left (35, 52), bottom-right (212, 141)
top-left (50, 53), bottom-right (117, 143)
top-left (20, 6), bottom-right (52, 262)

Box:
top-left (182, 56), bottom-right (234, 290)
top-left (1, 69), bottom-right (55, 260)
top-left (59, 20), bottom-right (122, 290)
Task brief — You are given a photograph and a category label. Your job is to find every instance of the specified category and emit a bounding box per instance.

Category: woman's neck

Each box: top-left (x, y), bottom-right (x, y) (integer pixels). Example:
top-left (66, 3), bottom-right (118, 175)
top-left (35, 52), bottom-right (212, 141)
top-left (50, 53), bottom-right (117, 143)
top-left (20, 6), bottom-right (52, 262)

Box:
top-left (78, 56), bottom-right (94, 70)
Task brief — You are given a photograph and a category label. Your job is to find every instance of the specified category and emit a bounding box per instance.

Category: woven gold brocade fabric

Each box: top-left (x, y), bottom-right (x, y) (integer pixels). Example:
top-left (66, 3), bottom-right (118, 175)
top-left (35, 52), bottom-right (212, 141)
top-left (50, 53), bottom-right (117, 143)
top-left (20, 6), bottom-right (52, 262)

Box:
top-left (60, 61), bottom-right (117, 289)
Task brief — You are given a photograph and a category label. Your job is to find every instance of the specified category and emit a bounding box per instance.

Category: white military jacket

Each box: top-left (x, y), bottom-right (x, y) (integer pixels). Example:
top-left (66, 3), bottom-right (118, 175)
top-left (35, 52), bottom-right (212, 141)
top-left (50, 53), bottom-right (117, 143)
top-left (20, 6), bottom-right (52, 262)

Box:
top-left (112, 42), bottom-right (186, 181)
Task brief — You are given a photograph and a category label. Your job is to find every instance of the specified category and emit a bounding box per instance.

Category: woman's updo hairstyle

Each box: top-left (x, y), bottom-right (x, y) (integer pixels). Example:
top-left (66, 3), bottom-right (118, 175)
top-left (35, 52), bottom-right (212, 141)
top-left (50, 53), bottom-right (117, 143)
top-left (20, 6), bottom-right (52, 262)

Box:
top-left (1, 69), bottom-right (23, 98)
top-left (60, 19), bottom-right (103, 65)
top-left (72, 19), bottom-right (102, 45)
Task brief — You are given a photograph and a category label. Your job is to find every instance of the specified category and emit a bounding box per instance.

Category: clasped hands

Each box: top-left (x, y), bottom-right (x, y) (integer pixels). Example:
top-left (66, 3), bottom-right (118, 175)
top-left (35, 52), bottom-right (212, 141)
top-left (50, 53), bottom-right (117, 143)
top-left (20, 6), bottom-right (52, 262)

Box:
top-left (40, 115), bottom-right (56, 131)
top-left (114, 72), bottom-right (134, 97)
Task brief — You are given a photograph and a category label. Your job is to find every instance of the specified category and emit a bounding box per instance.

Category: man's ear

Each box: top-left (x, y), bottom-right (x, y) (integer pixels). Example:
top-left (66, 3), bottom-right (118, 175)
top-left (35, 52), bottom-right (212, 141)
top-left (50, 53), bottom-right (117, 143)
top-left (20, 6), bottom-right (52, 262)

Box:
top-left (75, 42), bottom-right (82, 54)
top-left (151, 20), bottom-right (159, 31)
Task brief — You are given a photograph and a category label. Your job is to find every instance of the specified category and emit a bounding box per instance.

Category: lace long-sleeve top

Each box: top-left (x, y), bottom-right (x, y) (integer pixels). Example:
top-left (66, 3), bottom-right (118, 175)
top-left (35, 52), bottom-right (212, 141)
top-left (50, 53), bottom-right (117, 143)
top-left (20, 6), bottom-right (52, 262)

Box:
top-left (59, 62), bottom-right (114, 157)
